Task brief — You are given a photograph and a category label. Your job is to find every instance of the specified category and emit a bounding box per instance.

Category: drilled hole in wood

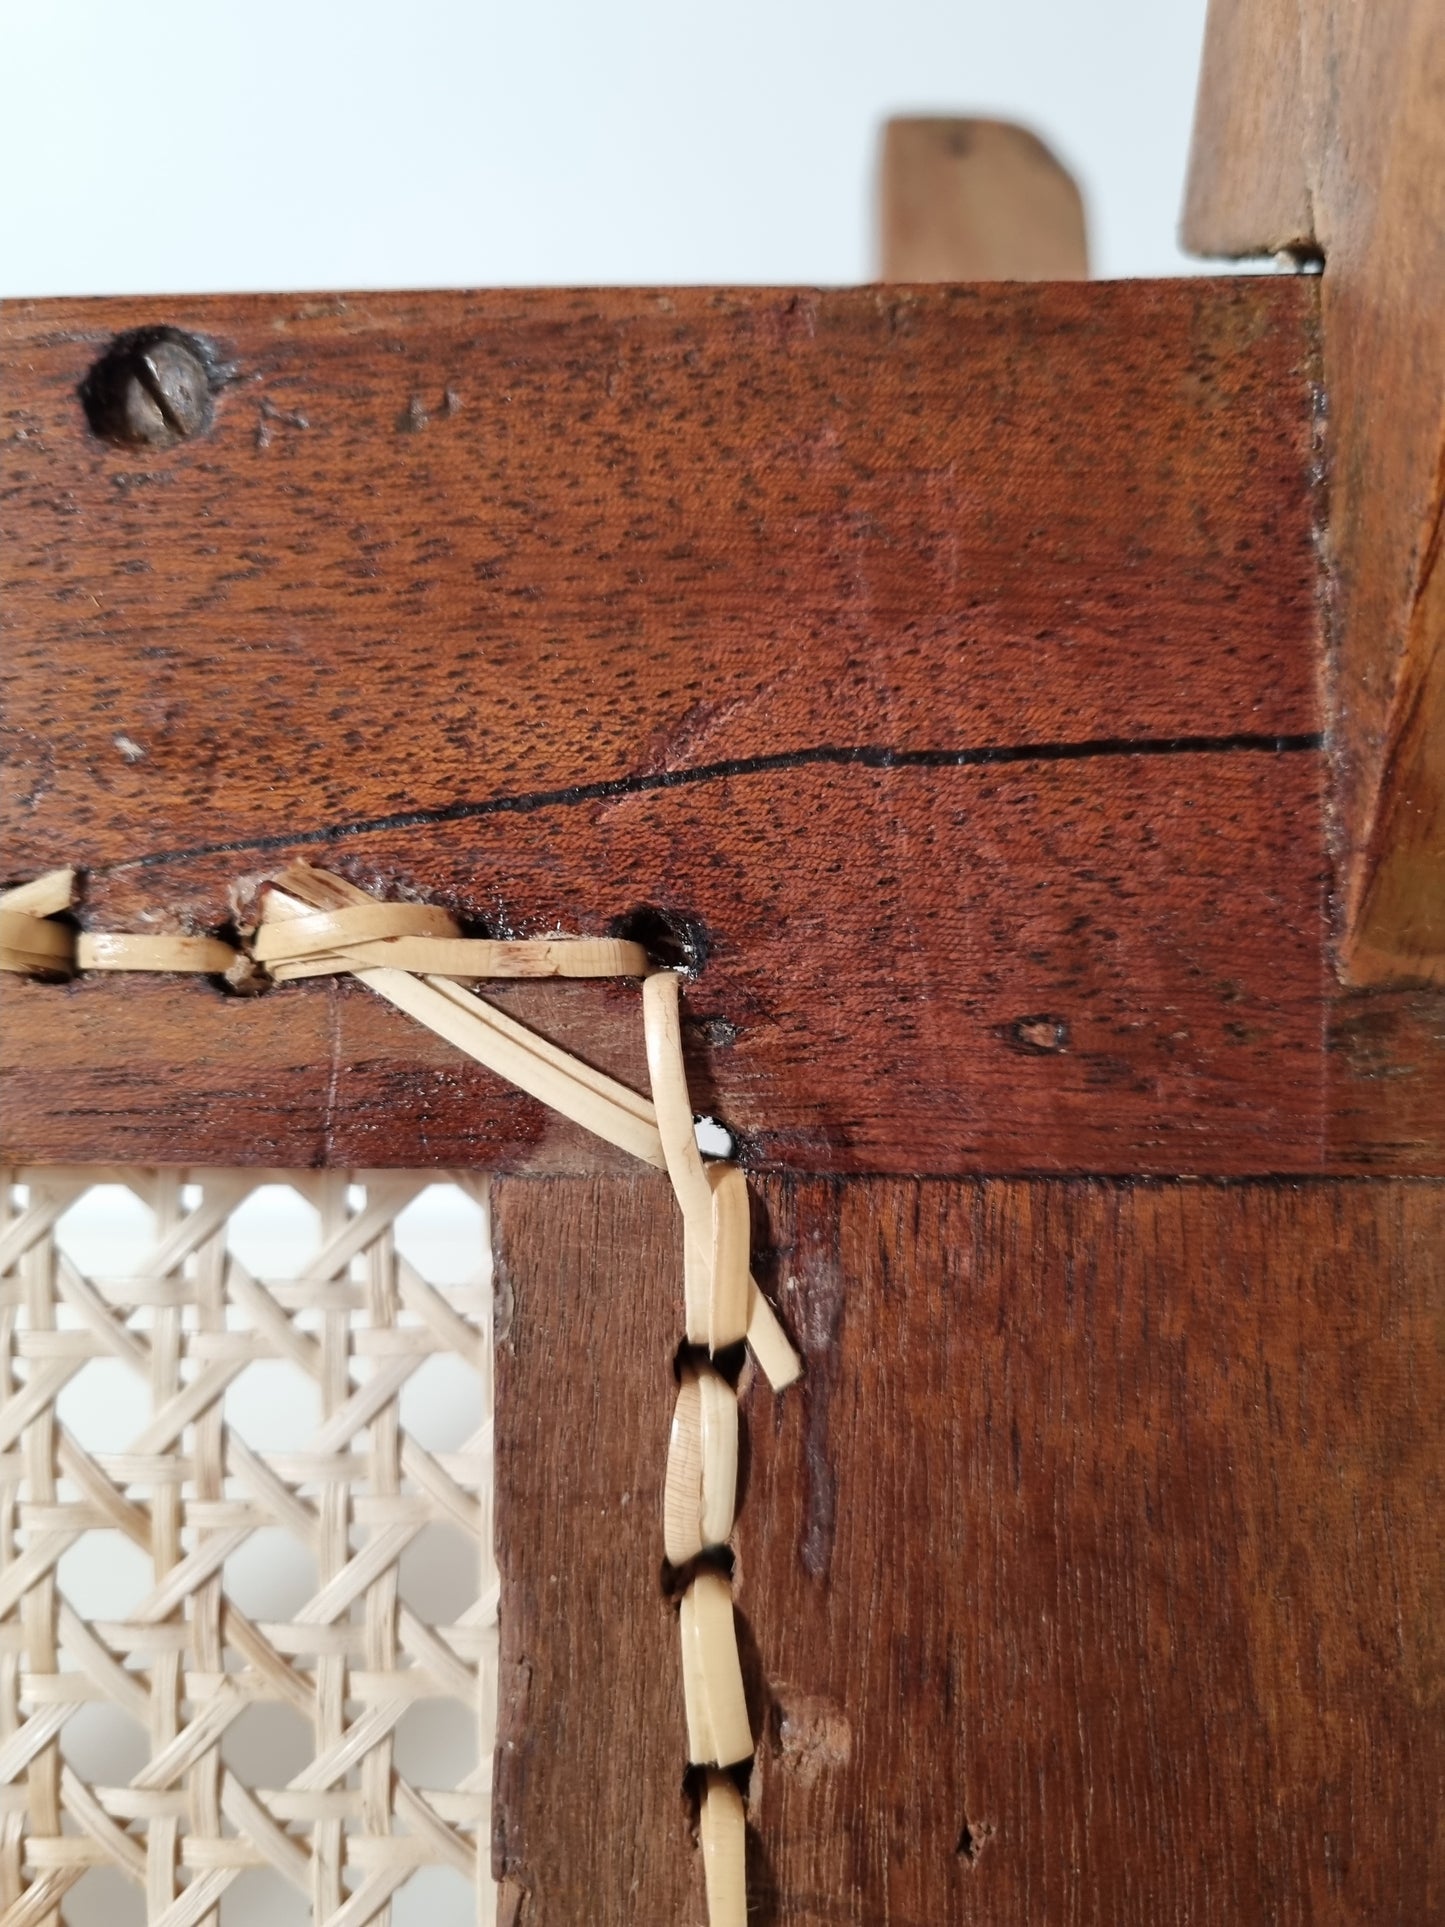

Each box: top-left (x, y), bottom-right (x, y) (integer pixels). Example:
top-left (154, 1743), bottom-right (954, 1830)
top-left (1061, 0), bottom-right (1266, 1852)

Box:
top-left (690, 1014), bottom-right (740, 1048)
top-left (672, 1337), bottom-right (748, 1389)
top-left (956, 1818), bottom-right (994, 1866)
top-left (679, 1764), bottom-right (707, 1841)
top-left (694, 1114), bottom-right (735, 1157)
top-left (612, 904), bottom-right (711, 973)
top-left (660, 1544), bottom-right (736, 1604)
top-left (216, 918), bottom-right (271, 994)
top-left (1002, 1013), bottom-right (1070, 1055)
top-left (681, 1760), bottom-right (753, 1840)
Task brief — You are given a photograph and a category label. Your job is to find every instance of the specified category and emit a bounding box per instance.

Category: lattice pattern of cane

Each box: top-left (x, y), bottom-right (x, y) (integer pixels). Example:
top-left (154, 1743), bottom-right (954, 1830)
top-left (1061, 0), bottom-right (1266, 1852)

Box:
top-left (0, 1170), bottom-right (496, 1927)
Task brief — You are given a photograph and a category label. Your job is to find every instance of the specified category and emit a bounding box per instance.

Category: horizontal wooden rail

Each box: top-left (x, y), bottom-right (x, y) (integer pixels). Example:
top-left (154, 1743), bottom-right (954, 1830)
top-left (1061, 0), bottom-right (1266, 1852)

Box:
top-left (2, 282), bottom-right (1442, 1172)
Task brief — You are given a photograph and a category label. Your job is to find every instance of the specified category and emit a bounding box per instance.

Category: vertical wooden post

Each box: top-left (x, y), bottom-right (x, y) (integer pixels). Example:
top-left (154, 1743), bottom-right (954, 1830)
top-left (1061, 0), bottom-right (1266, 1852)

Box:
top-left (1185, 0), bottom-right (1445, 984)
top-left (879, 117), bottom-right (1088, 281)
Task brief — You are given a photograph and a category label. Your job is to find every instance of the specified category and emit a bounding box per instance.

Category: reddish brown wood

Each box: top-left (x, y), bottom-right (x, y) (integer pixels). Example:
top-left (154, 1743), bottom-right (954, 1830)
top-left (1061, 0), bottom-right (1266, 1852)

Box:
top-left (2, 272), bottom-right (1439, 1927)
top-left (879, 118), bottom-right (1088, 281)
top-left (3, 280), bottom-right (1442, 1172)
top-left (492, 1172), bottom-right (1445, 1924)
top-left (492, 1174), bottom-right (697, 1923)
top-left (1328, 986), bottom-right (1445, 1171)
top-left (2, 283), bottom-right (1316, 850)
top-left (0, 277), bottom-right (1416, 1176)
top-left (1184, 0), bottom-right (1445, 984)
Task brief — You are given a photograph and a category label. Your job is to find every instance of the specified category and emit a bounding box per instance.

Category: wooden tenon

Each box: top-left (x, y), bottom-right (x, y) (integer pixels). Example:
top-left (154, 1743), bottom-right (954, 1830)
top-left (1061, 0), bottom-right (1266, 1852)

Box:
top-left (2, 77), bottom-right (1442, 1927)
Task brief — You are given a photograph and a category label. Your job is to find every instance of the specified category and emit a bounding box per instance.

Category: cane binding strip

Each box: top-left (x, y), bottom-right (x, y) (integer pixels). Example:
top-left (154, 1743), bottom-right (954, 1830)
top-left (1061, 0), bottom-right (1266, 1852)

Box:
top-left (2, 863), bottom-right (801, 1924)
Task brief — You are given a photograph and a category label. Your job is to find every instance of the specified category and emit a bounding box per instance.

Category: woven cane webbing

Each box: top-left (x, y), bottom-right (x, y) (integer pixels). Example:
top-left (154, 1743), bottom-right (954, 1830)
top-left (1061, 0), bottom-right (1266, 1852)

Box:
top-left (0, 1170), bottom-right (496, 1927)
top-left (3, 863), bottom-right (802, 1924)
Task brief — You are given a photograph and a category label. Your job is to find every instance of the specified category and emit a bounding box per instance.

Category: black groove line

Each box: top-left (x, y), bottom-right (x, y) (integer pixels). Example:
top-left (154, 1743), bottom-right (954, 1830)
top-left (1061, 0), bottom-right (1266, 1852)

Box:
top-left (106, 731), bottom-right (1323, 874)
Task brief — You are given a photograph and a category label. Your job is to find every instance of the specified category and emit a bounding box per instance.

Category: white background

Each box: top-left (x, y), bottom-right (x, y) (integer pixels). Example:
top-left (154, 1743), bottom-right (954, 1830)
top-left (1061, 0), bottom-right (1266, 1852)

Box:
top-left (0, 0), bottom-right (1231, 296)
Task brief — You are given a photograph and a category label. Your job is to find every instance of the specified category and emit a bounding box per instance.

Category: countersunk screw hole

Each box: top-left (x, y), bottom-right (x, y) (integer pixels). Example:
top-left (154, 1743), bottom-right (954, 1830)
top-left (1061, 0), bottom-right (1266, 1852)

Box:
top-left (81, 327), bottom-right (222, 447)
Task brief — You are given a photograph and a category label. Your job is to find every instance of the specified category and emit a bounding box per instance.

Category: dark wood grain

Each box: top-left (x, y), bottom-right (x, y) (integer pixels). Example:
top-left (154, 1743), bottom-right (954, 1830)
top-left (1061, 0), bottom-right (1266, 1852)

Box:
top-left (492, 1172), bottom-right (1445, 1925)
top-left (491, 1173), bottom-right (699, 1925)
top-left (5, 274), bottom-right (1440, 1927)
top-left (1184, 0), bottom-right (1445, 985)
top-left (4, 280), bottom-right (1443, 1171)
top-left (1, 281), bottom-right (1319, 861)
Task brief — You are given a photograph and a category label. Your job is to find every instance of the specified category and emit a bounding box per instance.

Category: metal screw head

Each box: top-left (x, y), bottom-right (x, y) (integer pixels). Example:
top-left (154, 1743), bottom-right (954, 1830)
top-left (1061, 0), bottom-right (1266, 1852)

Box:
top-left (81, 328), bottom-right (217, 447)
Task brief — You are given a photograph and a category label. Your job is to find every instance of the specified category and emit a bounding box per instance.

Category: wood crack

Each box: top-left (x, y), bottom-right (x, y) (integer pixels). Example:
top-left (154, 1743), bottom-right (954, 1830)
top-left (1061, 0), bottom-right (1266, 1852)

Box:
top-left (103, 732), bottom-right (1324, 875)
